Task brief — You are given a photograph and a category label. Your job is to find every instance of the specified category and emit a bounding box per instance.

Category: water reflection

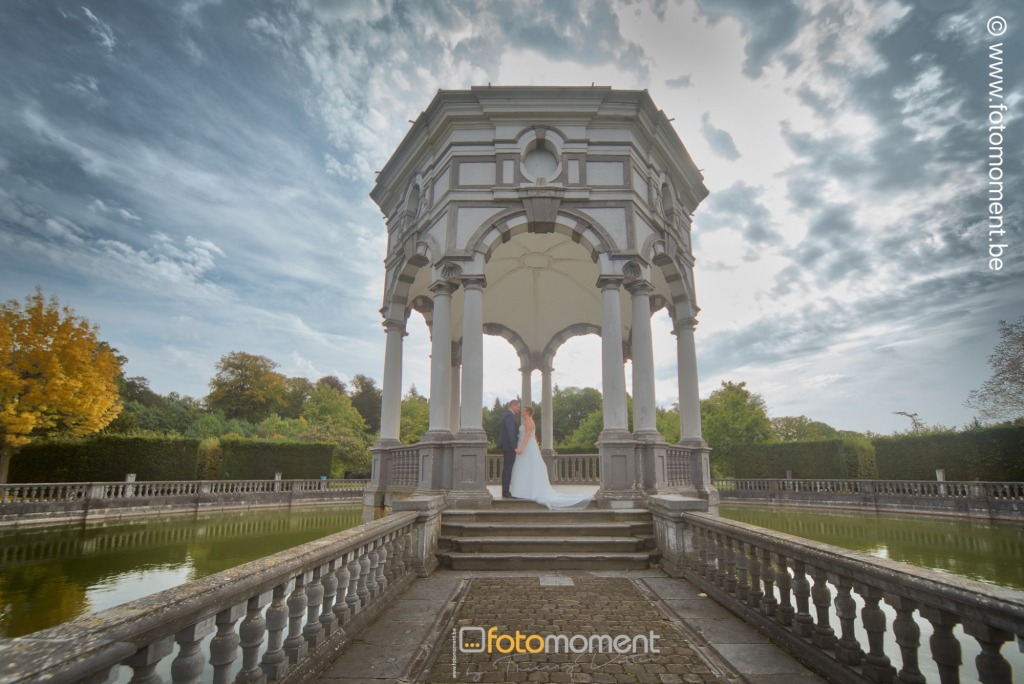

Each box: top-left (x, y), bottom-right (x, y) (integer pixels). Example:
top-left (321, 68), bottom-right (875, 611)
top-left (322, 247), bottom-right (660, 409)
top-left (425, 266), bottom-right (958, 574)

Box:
top-left (719, 505), bottom-right (1024, 590)
top-left (0, 506), bottom-right (363, 637)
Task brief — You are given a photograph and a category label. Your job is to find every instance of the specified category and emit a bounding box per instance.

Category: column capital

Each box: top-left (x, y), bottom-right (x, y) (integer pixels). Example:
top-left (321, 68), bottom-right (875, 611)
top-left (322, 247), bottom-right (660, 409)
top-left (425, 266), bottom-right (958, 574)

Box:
top-left (429, 280), bottom-right (458, 296)
top-left (459, 274), bottom-right (487, 290)
top-left (596, 274), bottom-right (625, 290)
top-left (382, 318), bottom-right (407, 335)
top-left (625, 279), bottom-right (654, 296)
top-left (673, 316), bottom-right (699, 334)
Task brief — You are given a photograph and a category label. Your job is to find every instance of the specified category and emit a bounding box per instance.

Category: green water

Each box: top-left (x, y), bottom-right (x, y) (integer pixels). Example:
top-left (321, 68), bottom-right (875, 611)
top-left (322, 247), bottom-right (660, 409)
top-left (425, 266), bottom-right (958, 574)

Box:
top-left (719, 505), bottom-right (1024, 591)
top-left (0, 506), bottom-right (363, 637)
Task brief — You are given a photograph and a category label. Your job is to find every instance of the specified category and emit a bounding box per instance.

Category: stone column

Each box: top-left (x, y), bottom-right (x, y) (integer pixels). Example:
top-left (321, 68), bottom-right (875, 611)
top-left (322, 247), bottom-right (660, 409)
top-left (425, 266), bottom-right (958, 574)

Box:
top-left (598, 276), bottom-right (628, 435)
top-left (449, 358), bottom-right (461, 433)
top-left (520, 364), bottom-right (532, 410)
top-left (378, 319), bottom-right (405, 442)
top-left (628, 281), bottom-right (658, 436)
top-left (427, 281), bottom-right (456, 435)
top-left (673, 316), bottom-right (702, 440)
top-left (541, 366), bottom-right (554, 452)
top-left (458, 276), bottom-right (486, 434)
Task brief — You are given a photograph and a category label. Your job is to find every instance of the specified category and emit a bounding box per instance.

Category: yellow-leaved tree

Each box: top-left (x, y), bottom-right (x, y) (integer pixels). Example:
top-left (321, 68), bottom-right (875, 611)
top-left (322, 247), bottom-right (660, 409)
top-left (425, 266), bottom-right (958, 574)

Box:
top-left (0, 290), bottom-right (122, 482)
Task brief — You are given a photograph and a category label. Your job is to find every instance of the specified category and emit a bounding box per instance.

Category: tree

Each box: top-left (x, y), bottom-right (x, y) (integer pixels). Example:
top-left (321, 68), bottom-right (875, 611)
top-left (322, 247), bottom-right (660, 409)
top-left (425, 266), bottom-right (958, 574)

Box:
top-left (700, 381), bottom-right (772, 449)
top-left (561, 409), bottom-right (603, 450)
top-left (316, 375), bottom-right (348, 396)
top-left (349, 374), bottom-right (382, 437)
top-left (400, 385), bottom-right (429, 444)
top-left (301, 385), bottom-right (369, 444)
top-left (205, 352), bottom-right (288, 422)
top-left (656, 405), bottom-right (681, 443)
top-left (1, 290), bottom-right (122, 482)
top-left (771, 415), bottom-right (839, 442)
top-left (281, 377), bottom-right (314, 419)
top-left (551, 386), bottom-right (603, 443)
top-left (892, 411), bottom-right (925, 433)
top-left (483, 397), bottom-right (505, 446)
top-left (966, 316), bottom-right (1024, 422)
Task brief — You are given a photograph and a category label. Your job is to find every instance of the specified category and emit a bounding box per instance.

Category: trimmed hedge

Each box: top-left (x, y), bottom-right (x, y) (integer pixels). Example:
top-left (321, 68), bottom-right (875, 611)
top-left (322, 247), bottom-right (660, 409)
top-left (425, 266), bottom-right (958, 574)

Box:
top-left (873, 426), bottom-right (1024, 481)
top-left (725, 439), bottom-right (877, 479)
top-left (10, 435), bottom-right (200, 482)
top-left (220, 438), bottom-right (334, 480)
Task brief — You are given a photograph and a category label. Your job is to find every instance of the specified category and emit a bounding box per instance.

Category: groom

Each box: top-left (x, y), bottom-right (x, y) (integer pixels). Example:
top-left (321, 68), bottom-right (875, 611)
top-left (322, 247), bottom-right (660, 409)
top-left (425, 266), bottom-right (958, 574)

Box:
top-left (497, 399), bottom-right (520, 499)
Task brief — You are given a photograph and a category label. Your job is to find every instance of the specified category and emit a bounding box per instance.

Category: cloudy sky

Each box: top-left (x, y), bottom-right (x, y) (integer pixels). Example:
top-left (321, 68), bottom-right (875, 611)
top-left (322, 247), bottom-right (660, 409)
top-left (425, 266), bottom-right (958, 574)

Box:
top-left (1, 0), bottom-right (1020, 435)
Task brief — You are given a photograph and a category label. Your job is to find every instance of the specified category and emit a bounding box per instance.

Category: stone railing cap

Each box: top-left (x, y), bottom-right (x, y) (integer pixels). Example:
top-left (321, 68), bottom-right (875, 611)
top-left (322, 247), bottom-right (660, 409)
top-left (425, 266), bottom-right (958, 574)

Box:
top-left (392, 495), bottom-right (447, 512)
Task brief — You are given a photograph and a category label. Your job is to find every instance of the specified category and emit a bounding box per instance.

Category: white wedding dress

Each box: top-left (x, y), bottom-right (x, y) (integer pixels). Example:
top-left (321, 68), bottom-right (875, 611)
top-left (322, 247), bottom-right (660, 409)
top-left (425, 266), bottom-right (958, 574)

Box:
top-left (509, 426), bottom-right (591, 509)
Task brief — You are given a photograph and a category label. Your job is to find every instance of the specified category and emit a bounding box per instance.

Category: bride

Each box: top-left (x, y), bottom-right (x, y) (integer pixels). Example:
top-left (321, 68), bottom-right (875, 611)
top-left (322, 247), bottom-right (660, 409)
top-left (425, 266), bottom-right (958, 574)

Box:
top-left (509, 406), bottom-right (591, 509)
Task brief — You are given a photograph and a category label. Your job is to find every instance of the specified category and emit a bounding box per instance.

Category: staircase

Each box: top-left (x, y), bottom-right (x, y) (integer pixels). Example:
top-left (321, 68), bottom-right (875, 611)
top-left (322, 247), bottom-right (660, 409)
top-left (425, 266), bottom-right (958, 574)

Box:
top-left (437, 500), bottom-right (660, 570)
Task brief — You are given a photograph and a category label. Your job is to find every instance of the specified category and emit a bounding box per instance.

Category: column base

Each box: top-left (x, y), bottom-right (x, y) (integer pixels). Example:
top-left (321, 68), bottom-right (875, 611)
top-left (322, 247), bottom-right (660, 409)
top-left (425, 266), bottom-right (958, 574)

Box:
top-left (449, 433), bottom-right (490, 500)
top-left (593, 488), bottom-right (647, 509)
top-left (677, 438), bottom-right (718, 515)
top-left (596, 432), bottom-right (643, 507)
top-left (422, 429), bottom-right (454, 442)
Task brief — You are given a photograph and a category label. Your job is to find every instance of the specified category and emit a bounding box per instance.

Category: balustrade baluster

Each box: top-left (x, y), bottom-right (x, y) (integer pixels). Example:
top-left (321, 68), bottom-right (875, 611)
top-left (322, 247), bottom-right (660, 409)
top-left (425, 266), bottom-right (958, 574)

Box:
top-left (963, 622), bottom-right (1014, 684)
top-left (303, 566), bottom-right (326, 649)
top-left (920, 607), bottom-right (963, 684)
top-left (366, 543), bottom-right (380, 598)
top-left (734, 540), bottom-right (749, 600)
top-left (357, 548), bottom-right (372, 606)
top-left (320, 560), bottom-right (339, 637)
top-left (810, 567), bottom-right (836, 651)
top-left (699, 528), bottom-right (712, 579)
top-left (857, 584), bottom-right (896, 683)
top-left (333, 555), bottom-right (352, 625)
top-left (759, 548), bottom-right (777, 616)
top-left (396, 531), bottom-right (409, 577)
top-left (694, 528), bottom-right (710, 578)
top-left (125, 637), bottom-right (174, 684)
top-left (261, 584), bottom-right (289, 680)
top-left (171, 617), bottom-right (215, 684)
top-left (833, 576), bottom-right (862, 665)
top-left (714, 533), bottom-right (727, 588)
top-left (284, 574), bottom-right (309, 663)
top-left (234, 592), bottom-right (270, 684)
top-left (210, 604), bottom-right (244, 684)
top-left (377, 536), bottom-right (390, 591)
top-left (724, 540), bottom-right (741, 593)
top-left (747, 544), bottom-right (763, 610)
top-left (791, 561), bottom-right (814, 638)
top-left (885, 595), bottom-right (926, 684)
top-left (346, 554), bottom-right (362, 616)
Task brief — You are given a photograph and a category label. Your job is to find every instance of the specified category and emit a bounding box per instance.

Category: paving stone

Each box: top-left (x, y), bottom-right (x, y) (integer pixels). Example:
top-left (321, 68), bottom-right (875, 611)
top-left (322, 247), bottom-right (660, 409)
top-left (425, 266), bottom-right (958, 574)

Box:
top-left (422, 576), bottom-right (728, 683)
top-left (318, 569), bottom-right (826, 684)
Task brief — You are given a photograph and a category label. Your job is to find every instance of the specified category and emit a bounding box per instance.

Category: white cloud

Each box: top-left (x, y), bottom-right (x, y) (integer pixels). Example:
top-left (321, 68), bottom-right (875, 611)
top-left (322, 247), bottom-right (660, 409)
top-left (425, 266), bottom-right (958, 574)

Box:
top-left (81, 7), bottom-right (116, 52)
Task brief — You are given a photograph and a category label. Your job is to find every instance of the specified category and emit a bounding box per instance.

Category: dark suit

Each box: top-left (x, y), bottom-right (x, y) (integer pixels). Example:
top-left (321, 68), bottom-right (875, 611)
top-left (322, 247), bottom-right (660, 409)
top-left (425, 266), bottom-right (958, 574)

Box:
top-left (496, 409), bottom-right (519, 497)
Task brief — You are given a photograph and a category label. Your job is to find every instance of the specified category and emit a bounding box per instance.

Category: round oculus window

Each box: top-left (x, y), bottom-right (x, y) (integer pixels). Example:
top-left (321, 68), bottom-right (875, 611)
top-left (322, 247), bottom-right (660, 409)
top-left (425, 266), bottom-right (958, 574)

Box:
top-left (522, 142), bottom-right (558, 182)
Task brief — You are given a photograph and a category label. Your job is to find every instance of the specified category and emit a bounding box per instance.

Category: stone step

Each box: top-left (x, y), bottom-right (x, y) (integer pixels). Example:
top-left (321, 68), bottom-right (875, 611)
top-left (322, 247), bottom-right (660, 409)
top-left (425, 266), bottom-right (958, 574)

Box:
top-left (489, 498), bottom-right (600, 510)
top-left (442, 508), bottom-right (652, 524)
top-left (446, 535), bottom-right (649, 554)
top-left (437, 551), bottom-right (658, 571)
top-left (440, 521), bottom-right (652, 538)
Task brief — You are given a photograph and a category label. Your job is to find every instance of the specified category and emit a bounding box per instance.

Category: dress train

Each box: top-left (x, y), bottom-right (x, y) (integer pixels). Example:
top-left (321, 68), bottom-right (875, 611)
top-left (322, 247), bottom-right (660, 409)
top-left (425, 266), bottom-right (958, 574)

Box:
top-left (509, 427), bottom-right (591, 509)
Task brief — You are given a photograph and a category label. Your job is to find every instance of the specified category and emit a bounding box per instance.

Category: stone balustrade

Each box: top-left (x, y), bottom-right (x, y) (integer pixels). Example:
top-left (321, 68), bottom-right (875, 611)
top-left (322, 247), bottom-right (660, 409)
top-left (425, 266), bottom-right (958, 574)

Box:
top-left (650, 497), bottom-right (1024, 684)
top-left (0, 495), bottom-right (445, 684)
top-left (715, 478), bottom-right (1024, 522)
top-left (0, 479), bottom-right (368, 527)
top-left (485, 452), bottom-right (602, 484)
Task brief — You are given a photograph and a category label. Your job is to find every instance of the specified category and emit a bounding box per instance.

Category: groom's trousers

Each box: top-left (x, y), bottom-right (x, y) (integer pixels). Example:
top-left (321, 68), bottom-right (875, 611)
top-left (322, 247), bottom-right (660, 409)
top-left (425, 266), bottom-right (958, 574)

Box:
top-left (501, 450), bottom-right (516, 497)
